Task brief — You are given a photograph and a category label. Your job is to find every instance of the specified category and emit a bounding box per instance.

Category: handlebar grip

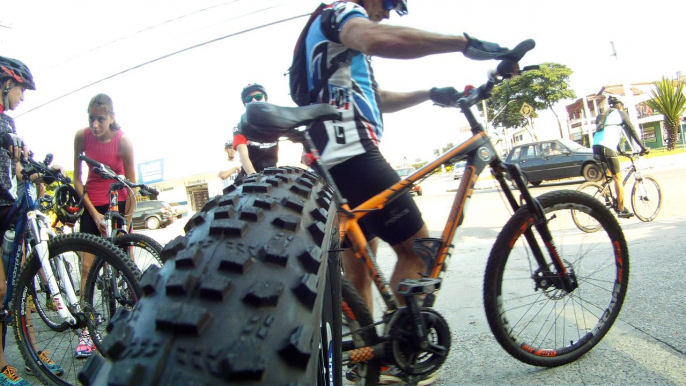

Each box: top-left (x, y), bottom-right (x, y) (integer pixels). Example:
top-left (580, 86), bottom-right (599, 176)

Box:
top-left (78, 153), bottom-right (100, 167)
top-left (496, 39), bottom-right (536, 78)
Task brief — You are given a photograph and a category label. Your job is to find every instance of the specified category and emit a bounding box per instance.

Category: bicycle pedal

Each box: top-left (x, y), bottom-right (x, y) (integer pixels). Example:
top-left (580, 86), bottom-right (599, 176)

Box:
top-left (396, 278), bottom-right (442, 297)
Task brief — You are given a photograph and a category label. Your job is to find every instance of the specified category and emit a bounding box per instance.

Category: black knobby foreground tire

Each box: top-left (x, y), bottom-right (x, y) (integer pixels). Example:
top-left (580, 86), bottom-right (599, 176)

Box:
top-left (80, 167), bottom-right (338, 385)
top-left (484, 190), bottom-right (629, 367)
top-left (13, 233), bottom-right (141, 386)
top-left (631, 176), bottom-right (662, 222)
top-left (112, 233), bottom-right (164, 272)
top-left (341, 277), bottom-right (381, 385)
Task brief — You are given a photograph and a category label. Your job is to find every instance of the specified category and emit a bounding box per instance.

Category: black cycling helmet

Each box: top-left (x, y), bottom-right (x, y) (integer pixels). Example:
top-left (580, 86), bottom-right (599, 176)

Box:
top-left (54, 184), bottom-right (84, 224)
top-left (607, 96), bottom-right (623, 107)
top-left (241, 83), bottom-right (268, 105)
top-left (0, 56), bottom-right (36, 90)
top-left (225, 140), bottom-right (233, 149)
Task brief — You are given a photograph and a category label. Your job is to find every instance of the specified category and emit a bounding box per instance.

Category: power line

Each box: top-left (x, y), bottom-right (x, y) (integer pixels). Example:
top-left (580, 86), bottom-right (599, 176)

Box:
top-left (51, 0), bottom-right (244, 69)
top-left (17, 11), bottom-right (309, 118)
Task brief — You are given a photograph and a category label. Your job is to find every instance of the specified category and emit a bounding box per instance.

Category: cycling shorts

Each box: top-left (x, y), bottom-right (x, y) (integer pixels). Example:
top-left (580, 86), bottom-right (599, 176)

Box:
top-left (328, 148), bottom-right (424, 246)
top-left (592, 145), bottom-right (620, 175)
top-left (79, 202), bottom-right (127, 236)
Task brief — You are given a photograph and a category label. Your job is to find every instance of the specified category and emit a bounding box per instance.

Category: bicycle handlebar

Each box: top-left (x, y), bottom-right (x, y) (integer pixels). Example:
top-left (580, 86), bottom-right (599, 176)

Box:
top-left (78, 153), bottom-right (159, 196)
top-left (21, 152), bottom-right (71, 185)
top-left (434, 39), bottom-right (537, 110)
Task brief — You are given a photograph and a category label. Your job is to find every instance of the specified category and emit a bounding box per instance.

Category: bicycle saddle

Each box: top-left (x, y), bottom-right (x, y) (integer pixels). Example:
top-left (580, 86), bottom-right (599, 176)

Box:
top-left (242, 102), bottom-right (341, 142)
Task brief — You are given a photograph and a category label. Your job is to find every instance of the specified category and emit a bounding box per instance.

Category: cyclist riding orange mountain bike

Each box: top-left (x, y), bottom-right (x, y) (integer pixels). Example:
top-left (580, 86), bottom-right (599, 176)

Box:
top-left (593, 95), bottom-right (648, 219)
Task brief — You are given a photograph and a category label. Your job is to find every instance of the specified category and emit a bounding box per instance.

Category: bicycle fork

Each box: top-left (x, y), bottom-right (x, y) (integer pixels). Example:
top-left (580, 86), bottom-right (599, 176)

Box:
top-left (29, 210), bottom-right (80, 325)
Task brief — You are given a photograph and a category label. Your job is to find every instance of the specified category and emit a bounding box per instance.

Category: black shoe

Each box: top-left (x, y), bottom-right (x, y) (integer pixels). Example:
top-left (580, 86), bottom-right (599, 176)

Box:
top-left (617, 209), bottom-right (634, 219)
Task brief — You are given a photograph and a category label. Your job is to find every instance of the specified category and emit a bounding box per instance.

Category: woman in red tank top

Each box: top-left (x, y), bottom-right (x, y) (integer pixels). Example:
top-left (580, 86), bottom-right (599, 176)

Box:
top-left (72, 93), bottom-right (136, 358)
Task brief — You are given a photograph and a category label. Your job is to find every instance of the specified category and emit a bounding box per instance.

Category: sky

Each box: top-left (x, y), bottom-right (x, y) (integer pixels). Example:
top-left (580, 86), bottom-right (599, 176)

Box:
top-left (1, 0), bottom-right (684, 180)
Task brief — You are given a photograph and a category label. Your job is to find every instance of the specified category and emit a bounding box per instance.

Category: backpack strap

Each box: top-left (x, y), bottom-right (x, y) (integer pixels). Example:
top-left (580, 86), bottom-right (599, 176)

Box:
top-left (307, 49), bottom-right (355, 103)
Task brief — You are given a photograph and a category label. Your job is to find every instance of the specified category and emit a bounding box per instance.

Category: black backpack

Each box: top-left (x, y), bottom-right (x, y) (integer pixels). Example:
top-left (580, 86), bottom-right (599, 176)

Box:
top-left (288, 3), bottom-right (353, 106)
top-left (595, 109), bottom-right (613, 132)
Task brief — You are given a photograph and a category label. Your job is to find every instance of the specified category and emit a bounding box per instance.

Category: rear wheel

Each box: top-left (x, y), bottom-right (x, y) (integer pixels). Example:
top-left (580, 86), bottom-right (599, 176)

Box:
top-left (631, 176), bottom-right (661, 222)
top-left (79, 167), bottom-right (338, 385)
top-left (484, 190), bottom-right (628, 367)
top-left (13, 233), bottom-right (141, 386)
top-left (572, 182), bottom-right (609, 233)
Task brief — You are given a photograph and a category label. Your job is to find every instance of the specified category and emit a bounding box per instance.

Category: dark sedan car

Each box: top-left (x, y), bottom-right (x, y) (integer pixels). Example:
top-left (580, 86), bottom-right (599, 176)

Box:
top-left (505, 139), bottom-right (602, 186)
top-left (132, 200), bottom-right (174, 230)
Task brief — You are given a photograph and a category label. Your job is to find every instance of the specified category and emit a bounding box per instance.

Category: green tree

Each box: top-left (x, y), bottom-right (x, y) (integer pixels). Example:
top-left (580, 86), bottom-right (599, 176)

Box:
top-left (483, 63), bottom-right (576, 138)
top-left (644, 77), bottom-right (686, 151)
top-left (433, 143), bottom-right (454, 158)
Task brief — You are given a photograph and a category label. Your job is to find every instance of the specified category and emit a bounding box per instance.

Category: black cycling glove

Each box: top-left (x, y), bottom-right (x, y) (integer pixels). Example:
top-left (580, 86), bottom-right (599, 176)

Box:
top-left (430, 87), bottom-right (461, 106)
top-left (463, 33), bottom-right (511, 61)
top-left (0, 132), bottom-right (23, 152)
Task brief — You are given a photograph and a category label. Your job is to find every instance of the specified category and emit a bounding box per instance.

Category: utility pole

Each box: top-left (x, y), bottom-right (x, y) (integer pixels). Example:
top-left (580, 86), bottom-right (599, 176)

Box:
top-left (610, 41), bottom-right (641, 139)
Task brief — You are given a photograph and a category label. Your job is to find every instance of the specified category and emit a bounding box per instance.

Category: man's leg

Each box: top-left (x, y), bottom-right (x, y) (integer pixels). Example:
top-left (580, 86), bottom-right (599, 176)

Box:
top-left (342, 238), bottom-right (379, 312)
top-left (390, 224), bottom-right (430, 305)
top-left (613, 173), bottom-right (625, 211)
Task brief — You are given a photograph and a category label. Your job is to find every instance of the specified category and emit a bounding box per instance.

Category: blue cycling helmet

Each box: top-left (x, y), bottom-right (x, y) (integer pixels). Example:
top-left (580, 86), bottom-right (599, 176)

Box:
top-left (0, 56), bottom-right (36, 90)
top-left (383, 0), bottom-right (408, 15)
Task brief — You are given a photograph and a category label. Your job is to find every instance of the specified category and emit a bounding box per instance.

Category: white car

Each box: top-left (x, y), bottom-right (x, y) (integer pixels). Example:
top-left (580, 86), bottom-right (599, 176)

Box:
top-left (452, 161), bottom-right (466, 180)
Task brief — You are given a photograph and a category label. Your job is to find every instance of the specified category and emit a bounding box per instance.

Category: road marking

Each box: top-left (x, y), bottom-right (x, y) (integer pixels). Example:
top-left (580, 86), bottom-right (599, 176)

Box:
top-left (604, 330), bottom-right (686, 382)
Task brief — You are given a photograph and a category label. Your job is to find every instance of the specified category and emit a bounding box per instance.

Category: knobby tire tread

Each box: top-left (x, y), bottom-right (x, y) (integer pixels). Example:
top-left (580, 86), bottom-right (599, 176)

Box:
top-left (80, 167), bottom-right (338, 386)
top-left (12, 233), bottom-right (141, 386)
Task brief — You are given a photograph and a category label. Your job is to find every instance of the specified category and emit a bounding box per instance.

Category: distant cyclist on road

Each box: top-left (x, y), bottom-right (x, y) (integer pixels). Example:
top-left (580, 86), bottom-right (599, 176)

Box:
top-left (593, 95), bottom-right (648, 218)
top-left (299, 1), bottom-right (523, 383)
top-left (232, 83), bottom-right (279, 176)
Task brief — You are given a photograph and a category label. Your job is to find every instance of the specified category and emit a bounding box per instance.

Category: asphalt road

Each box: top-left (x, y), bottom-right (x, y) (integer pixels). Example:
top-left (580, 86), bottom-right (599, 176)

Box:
top-left (9, 154), bottom-right (685, 385)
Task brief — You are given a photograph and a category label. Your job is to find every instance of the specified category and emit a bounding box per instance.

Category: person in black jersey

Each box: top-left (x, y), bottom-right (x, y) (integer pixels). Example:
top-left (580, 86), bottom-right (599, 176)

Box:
top-left (232, 83), bottom-right (279, 176)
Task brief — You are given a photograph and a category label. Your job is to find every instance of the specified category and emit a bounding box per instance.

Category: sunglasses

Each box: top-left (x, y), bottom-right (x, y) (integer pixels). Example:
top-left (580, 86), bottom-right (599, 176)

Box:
top-left (243, 93), bottom-right (265, 103)
top-left (383, 0), bottom-right (408, 15)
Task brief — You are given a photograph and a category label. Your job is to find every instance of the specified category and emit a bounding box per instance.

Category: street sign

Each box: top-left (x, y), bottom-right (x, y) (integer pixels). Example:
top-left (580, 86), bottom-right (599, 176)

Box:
top-left (520, 102), bottom-right (533, 117)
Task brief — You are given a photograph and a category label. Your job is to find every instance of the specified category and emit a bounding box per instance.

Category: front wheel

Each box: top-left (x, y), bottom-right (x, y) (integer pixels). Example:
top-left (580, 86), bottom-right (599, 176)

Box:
top-left (631, 176), bottom-right (661, 222)
top-left (79, 167), bottom-right (338, 385)
top-left (13, 233), bottom-right (142, 386)
top-left (111, 233), bottom-right (163, 272)
top-left (484, 190), bottom-right (629, 367)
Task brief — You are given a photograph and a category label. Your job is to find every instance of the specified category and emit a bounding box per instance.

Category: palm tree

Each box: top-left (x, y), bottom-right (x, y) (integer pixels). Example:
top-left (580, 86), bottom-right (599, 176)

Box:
top-left (644, 77), bottom-right (686, 150)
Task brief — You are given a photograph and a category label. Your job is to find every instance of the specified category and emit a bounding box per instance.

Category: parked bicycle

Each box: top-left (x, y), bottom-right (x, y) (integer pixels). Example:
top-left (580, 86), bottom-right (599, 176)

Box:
top-left (572, 151), bottom-right (661, 232)
top-left (81, 41), bottom-right (630, 386)
top-left (77, 153), bottom-right (164, 274)
top-left (7, 151), bottom-right (143, 386)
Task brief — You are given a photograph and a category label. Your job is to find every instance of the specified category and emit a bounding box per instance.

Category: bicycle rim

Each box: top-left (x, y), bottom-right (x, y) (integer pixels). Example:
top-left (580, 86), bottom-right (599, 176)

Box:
top-left (112, 233), bottom-right (163, 273)
top-left (631, 176), bottom-right (661, 222)
top-left (13, 234), bottom-right (141, 386)
top-left (84, 250), bottom-right (142, 354)
top-left (484, 190), bottom-right (629, 367)
top-left (572, 182), bottom-right (606, 233)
